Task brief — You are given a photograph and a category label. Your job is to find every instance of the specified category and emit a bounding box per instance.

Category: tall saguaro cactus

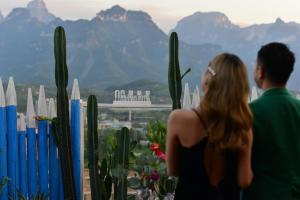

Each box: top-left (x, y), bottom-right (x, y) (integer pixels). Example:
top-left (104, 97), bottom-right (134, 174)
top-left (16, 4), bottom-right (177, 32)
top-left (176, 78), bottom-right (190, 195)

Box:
top-left (168, 32), bottom-right (191, 110)
top-left (53, 26), bottom-right (76, 200)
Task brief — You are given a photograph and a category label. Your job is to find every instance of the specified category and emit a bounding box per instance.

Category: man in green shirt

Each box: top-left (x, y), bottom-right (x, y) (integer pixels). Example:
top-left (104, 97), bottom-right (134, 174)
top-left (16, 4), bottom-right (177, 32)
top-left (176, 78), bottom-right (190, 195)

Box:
top-left (244, 43), bottom-right (300, 199)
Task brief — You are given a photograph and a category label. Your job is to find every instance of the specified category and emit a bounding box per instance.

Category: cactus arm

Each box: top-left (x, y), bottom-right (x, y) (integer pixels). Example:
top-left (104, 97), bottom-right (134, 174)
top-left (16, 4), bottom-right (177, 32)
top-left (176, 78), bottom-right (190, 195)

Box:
top-left (181, 68), bottom-right (191, 80)
top-left (104, 175), bottom-right (112, 199)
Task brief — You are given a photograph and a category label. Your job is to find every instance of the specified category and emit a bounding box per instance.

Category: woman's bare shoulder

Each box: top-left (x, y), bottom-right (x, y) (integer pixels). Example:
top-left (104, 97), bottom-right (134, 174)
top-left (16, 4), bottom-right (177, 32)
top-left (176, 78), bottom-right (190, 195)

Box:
top-left (169, 109), bottom-right (207, 147)
top-left (168, 109), bottom-right (199, 127)
top-left (168, 109), bottom-right (195, 120)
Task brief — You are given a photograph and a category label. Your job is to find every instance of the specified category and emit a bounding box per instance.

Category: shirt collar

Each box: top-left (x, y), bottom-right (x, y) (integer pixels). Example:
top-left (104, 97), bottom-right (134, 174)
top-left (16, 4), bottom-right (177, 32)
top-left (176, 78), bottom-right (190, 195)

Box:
top-left (262, 87), bottom-right (290, 97)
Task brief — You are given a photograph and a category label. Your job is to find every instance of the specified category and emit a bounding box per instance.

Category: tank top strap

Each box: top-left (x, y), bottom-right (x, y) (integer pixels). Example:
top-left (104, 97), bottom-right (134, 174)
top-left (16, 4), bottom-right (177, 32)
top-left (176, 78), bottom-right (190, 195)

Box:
top-left (191, 108), bottom-right (207, 131)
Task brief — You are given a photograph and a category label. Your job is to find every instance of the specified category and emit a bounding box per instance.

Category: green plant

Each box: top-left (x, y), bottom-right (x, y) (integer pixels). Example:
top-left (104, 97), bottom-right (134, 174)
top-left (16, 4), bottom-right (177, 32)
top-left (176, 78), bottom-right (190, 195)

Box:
top-left (128, 118), bottom-right (179, 199)
top-left (168, 32), bottom-right (191, 110)
top-left (0, 177), bottom-right (8, 195)
top-left (99, 129), bottom-right (118, 162)
top-left (87, 95), bottom-right (112, 200)
top-left (17, 191), bottom-right (47, 200)
top-left (51, 26), bottom-right (76, 200)
top-left (146, 121), bottom-right (167, 152)
top-left (128, 138), bottom-right (174, 199)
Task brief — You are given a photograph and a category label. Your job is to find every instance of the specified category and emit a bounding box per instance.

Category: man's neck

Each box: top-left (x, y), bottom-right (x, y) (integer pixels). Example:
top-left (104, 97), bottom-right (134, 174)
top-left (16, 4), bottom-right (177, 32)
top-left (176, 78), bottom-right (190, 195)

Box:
top-left (261, 81), bottom-right (286, 91)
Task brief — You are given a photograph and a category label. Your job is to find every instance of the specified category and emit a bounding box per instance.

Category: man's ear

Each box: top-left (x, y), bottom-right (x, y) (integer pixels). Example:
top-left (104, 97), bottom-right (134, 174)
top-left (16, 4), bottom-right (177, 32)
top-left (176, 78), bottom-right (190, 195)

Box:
top-left (257, 66), bottom-right (264, 81)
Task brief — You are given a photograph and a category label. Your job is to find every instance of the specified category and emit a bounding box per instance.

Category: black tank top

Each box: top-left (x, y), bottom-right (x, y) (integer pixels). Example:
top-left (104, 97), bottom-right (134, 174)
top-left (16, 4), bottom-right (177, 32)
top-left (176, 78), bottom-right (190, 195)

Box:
top-left (174, 109), bottom-right (240, 200)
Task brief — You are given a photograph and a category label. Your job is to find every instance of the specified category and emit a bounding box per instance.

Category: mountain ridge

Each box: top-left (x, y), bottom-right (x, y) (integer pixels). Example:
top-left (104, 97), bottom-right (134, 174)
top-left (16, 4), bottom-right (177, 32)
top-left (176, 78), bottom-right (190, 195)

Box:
top-left (173, 12), bottom-right (300, 90)
top-left (0, 0), bottom-right (221, 89)
top-left (0, 0), bottom-right (299, 90)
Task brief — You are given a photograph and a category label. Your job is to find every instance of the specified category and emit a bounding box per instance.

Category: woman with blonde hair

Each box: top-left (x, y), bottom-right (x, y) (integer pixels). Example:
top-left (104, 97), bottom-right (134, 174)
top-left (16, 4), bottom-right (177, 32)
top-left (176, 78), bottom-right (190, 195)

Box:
top-left (167, 53), bottom-right (253, 200)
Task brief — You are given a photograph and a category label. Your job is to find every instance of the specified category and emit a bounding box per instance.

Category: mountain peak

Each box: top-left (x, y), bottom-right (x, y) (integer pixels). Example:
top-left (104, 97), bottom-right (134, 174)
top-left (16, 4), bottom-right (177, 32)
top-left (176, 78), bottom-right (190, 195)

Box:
top-left (109, 5), bottom-right (126, 13)
top-left (171, 11), bottom-right (239, 46)
top-left (96, 5), bottom-right (127, 22)
top-left (26, 0), bottom-right (56, 23)
top-left (27, 0), bottom-right (47, 10)
top-left (96, 5), bottom-right (152, 22)
top-left (275, 17), bottom-right (284, 24)
top-left (178, 11), bottom-right (237, 30)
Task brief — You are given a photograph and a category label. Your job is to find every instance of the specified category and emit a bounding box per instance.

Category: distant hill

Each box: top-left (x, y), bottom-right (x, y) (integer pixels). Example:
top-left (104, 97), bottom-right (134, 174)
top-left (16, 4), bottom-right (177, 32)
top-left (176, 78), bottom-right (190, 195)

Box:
top-left (11, 79), bottom-right (171, 112)
top-left (0, 1), bottom-right (221, 89)
top-left (172, 13), bottom-right (300, 90)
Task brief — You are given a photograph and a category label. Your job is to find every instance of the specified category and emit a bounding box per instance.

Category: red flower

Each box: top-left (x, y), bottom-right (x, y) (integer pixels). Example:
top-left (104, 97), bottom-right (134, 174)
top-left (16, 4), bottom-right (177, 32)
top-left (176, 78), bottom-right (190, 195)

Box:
top-left (150, 143), bottom-right (166, 161)
top-left (156, 150), bottom-right (166, 160)
top-left (150, 143), bottom-right (160, 151)
top-left (150, 170), bottom-right (160, 181)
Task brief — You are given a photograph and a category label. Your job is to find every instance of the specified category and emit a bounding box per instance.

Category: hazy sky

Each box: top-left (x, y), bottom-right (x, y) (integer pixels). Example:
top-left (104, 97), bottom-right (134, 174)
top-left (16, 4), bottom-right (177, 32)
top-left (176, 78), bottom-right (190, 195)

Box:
top-left (1, 0), bottom-right (300, 32)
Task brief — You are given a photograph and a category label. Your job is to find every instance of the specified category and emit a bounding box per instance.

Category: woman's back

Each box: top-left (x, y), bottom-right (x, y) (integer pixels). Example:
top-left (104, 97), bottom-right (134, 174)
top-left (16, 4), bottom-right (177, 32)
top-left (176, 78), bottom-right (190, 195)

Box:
top-left (175, 138), bottom-right (218, 199)
top-left (174, 109), bottom-right (240, 200)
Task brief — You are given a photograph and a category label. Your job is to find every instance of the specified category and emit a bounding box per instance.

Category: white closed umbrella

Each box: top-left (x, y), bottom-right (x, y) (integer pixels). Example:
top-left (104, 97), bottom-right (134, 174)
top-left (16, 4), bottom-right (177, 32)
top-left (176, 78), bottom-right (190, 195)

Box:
top-left (38, 85), bottom-right (47, 117)
top-left (182, 83), bottom-right (191, 109)
top-left (191, 85), bottom-right (200, 108)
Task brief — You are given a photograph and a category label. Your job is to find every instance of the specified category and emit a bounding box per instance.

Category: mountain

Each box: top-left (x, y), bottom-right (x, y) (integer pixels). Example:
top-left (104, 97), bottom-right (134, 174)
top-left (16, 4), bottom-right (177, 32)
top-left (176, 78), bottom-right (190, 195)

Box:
top-left (173, 14), bottom-right (300, 90)
top-left (0, 1), bottom-right (221, 89)
top-left (2, 1), bottom-right (300, 91)
top-left (173, 12), bottom-right (241, 47)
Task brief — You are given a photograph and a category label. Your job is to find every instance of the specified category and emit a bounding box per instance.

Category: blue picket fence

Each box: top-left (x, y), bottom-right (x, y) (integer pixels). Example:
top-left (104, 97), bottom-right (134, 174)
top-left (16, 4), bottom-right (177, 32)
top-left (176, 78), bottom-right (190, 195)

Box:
top-left (0, 77), bottom-right (84, 200)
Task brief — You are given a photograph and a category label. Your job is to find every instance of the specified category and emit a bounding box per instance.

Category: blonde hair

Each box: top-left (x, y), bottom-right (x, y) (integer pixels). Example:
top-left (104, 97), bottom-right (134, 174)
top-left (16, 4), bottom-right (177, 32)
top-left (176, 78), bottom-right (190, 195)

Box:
top-left (199, 53), bottom-right (253, 150)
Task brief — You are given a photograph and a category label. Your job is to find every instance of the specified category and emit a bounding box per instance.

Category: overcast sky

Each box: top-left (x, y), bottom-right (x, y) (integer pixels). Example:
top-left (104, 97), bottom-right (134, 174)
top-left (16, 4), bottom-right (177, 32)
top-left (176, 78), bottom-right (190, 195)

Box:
top-left (1, 0), bottom-right (300, 32)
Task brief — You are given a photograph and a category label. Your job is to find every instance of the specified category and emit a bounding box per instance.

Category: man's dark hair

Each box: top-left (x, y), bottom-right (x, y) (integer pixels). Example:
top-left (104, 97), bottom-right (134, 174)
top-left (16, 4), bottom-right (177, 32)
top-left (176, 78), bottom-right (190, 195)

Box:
top-left (257, 42), bottom-right (295, 85)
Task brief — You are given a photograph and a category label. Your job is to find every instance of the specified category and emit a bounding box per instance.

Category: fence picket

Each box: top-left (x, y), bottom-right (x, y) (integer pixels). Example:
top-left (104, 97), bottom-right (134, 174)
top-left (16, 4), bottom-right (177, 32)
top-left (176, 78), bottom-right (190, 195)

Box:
top-left (6, 77), bottom-right (19, 199)
top-left (71, 79), bottom-right (81, 200)
top-left (49, 98), bottom-right (58, 200)
top-left (0, 78), bottom-right (8, 200)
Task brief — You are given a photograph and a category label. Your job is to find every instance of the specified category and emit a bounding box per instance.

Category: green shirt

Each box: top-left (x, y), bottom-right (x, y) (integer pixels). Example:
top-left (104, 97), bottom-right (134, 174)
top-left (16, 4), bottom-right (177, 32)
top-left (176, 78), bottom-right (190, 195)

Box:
top-left (244, 88), bottom-right (300, 200)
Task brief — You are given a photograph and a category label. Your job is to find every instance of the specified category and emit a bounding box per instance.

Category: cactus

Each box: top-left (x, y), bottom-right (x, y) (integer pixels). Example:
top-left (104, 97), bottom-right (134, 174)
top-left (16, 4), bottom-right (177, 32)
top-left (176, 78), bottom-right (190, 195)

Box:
top-left (168, 32), bottom-right (191, 110)
top-left (113, 127), bottom-right (130, 200)
top-left (87, 95), bottom-right (112, 200)
top-left (87, 95), bottom-right (102, 200)
top-left (166, 32), bottom-right (188, 196)
top-left (52, 26), bottom-right (76, 200)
